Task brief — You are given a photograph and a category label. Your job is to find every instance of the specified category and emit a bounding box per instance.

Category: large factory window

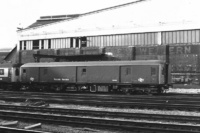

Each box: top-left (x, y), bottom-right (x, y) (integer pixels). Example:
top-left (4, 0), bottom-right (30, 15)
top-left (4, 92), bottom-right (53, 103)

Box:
top-left (75, 38), bottom-right (79, 48)
top-left (69, 37), bottom-right (87, 48)
top-left (24, 41), bottom-right (26, 50)
top-left (81, 37), bottom-right (87, 47)
top-left (33, 40), bottom-right (39, 49)
top-left (70, 38), bottom-right (73, 48)
top-left (20, 41), bottom-right (22, 50)
top-left (41, 40), bottom-right (44, 49)
top-left (48, 39), bottom-right (51, 49)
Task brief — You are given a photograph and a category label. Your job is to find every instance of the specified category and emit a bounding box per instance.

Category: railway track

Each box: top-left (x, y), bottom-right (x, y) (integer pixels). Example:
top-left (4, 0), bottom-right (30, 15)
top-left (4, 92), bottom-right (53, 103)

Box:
top-left (0, 104), bottom-right (200, 124)
top-left (0, 126), bottom-right (49, 133)
top-left (1, 91), bottom-right (200, 111)
top-left (0, 107), bottom-right (200, 133)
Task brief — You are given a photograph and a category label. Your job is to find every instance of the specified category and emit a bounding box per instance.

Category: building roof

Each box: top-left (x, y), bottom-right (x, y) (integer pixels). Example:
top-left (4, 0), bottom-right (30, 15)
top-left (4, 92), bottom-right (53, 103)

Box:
top-left (21, 60), bottom-right (164, 68)
top-left (26, 14), bottom-right (81, 29)
top-left (18, 0), bottom-right (200, 40)
top-left (20, 0), bottom-right (145, 30)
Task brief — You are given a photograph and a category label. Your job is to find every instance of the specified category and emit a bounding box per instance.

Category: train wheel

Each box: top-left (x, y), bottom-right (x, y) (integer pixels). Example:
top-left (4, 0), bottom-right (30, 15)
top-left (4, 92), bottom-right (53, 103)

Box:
top-left (157, 87), bottom-right (164, 94)
top-left (123, 88), bottom-right (131, 95)
top-left (144, 89), bottom-right (151, 95)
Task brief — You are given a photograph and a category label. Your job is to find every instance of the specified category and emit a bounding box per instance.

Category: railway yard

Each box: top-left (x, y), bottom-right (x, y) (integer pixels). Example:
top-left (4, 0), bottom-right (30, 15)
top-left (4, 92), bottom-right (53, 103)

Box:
top-left (0, 90), bottom-right (200, 133)
top-left (1, 1), bottom-right (200, 133)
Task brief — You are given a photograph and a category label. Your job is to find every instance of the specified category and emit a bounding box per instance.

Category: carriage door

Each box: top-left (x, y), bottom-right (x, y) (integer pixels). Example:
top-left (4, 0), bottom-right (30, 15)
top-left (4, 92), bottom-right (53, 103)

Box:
top-left (120, 66), bottom-right (132, 83)
top-left (151, 66), bottom-right (158, 83)
top-left (77, 67), bottom-right (87, 83)
top-left (12, 67), bottom-right (20, 82)
top-left (39, 67), bottom-right (49, 82)
top-left (21, 68), bottom-right (27, 82)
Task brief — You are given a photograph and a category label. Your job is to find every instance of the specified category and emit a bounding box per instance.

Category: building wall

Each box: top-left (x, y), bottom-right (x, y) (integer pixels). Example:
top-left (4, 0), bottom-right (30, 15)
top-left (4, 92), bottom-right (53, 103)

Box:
top-left (19, 32), bottom-right (161, 51)
top-left (19, 28), bottom-right (200, 51)
top-left (162, 29), bottom-right (200, 45)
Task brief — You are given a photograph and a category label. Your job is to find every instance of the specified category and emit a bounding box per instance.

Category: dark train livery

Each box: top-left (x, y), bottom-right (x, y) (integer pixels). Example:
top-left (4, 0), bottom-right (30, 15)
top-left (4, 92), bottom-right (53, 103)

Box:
top-left (0, 60), bottom-right (171, 94)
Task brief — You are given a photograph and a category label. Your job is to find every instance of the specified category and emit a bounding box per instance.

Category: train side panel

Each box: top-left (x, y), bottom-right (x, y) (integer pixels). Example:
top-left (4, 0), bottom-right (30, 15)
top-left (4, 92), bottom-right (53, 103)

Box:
top-left (77, 66), bottom-right (87, 83)
top-left (39, 67), bottom-right (76, 83)
top-left (21, 67), bottom-right (39, 82)
top-left (11, 67), bottom-right (20, 82)
top-left (0, 68), bottom-right (11, 83)
top-left (77, 66), bottom-right (120, 83)
top-left (87, 66), bottom-right (120, 83)
top-left (120, 65), bottom-right (159, 84)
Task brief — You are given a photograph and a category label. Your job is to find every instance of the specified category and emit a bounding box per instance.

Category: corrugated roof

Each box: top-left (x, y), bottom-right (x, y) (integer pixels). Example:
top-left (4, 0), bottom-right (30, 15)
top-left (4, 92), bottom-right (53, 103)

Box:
top-left (21, 60), bottom-right (164, 68)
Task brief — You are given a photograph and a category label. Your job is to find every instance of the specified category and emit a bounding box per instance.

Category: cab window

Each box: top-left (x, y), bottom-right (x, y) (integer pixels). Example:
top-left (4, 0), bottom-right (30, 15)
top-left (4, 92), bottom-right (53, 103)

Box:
top-left (0, 69), bottom-right (4, 75)
top-left (23, 69), bottom-right (26, 74)
top-left (82, 68), bottom-right (86, 76)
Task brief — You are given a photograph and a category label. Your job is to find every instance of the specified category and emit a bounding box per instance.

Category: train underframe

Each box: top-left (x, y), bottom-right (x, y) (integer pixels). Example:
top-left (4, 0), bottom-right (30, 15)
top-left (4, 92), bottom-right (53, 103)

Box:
top-left (1, 82), bottom-right (171, 94)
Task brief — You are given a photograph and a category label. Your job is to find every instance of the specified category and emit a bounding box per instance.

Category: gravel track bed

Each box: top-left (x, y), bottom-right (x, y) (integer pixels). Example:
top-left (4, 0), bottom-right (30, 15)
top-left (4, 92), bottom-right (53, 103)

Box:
top-left (0, 119), bottom-right (117, 133)
top-left (51, 104), bottom-right (200, 117)
top-left (1, 89), bottom-right (200, 132)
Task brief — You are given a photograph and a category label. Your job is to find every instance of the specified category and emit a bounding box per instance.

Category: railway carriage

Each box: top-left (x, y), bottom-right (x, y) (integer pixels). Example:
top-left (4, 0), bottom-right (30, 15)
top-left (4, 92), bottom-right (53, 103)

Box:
top-left (20, 60), bottom-right (171, 94)
top-left (0, 63), bottom-right (20, 90)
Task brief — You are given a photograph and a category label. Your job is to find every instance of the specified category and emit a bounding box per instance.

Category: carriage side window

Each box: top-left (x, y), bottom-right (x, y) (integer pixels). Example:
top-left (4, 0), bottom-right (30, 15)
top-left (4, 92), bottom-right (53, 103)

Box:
top-left (33, 40), bottom-right (39, 49)
top-left (0, 69), bottom-right (4, 75)
top-left (82, 68), bottom-right (86, 76)
top-left (81, 37), bottom-right (87, 47)
top-left (15, 68), bottom-right (19, 76)
top-left (151, 67), bottom-right (156, 76)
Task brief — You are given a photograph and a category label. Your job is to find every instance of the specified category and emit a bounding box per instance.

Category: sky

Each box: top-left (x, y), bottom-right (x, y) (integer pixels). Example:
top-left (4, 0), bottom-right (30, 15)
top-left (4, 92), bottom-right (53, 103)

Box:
top-left (0, 0), bottom-right (200, 49)
top-left (0, 0), bottom-right (135, 49)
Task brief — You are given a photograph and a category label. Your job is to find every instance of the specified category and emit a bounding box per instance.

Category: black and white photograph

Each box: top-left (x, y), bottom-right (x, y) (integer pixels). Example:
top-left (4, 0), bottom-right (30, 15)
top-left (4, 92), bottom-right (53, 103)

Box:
top-left (0, 0), bottom-right (200, 132)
